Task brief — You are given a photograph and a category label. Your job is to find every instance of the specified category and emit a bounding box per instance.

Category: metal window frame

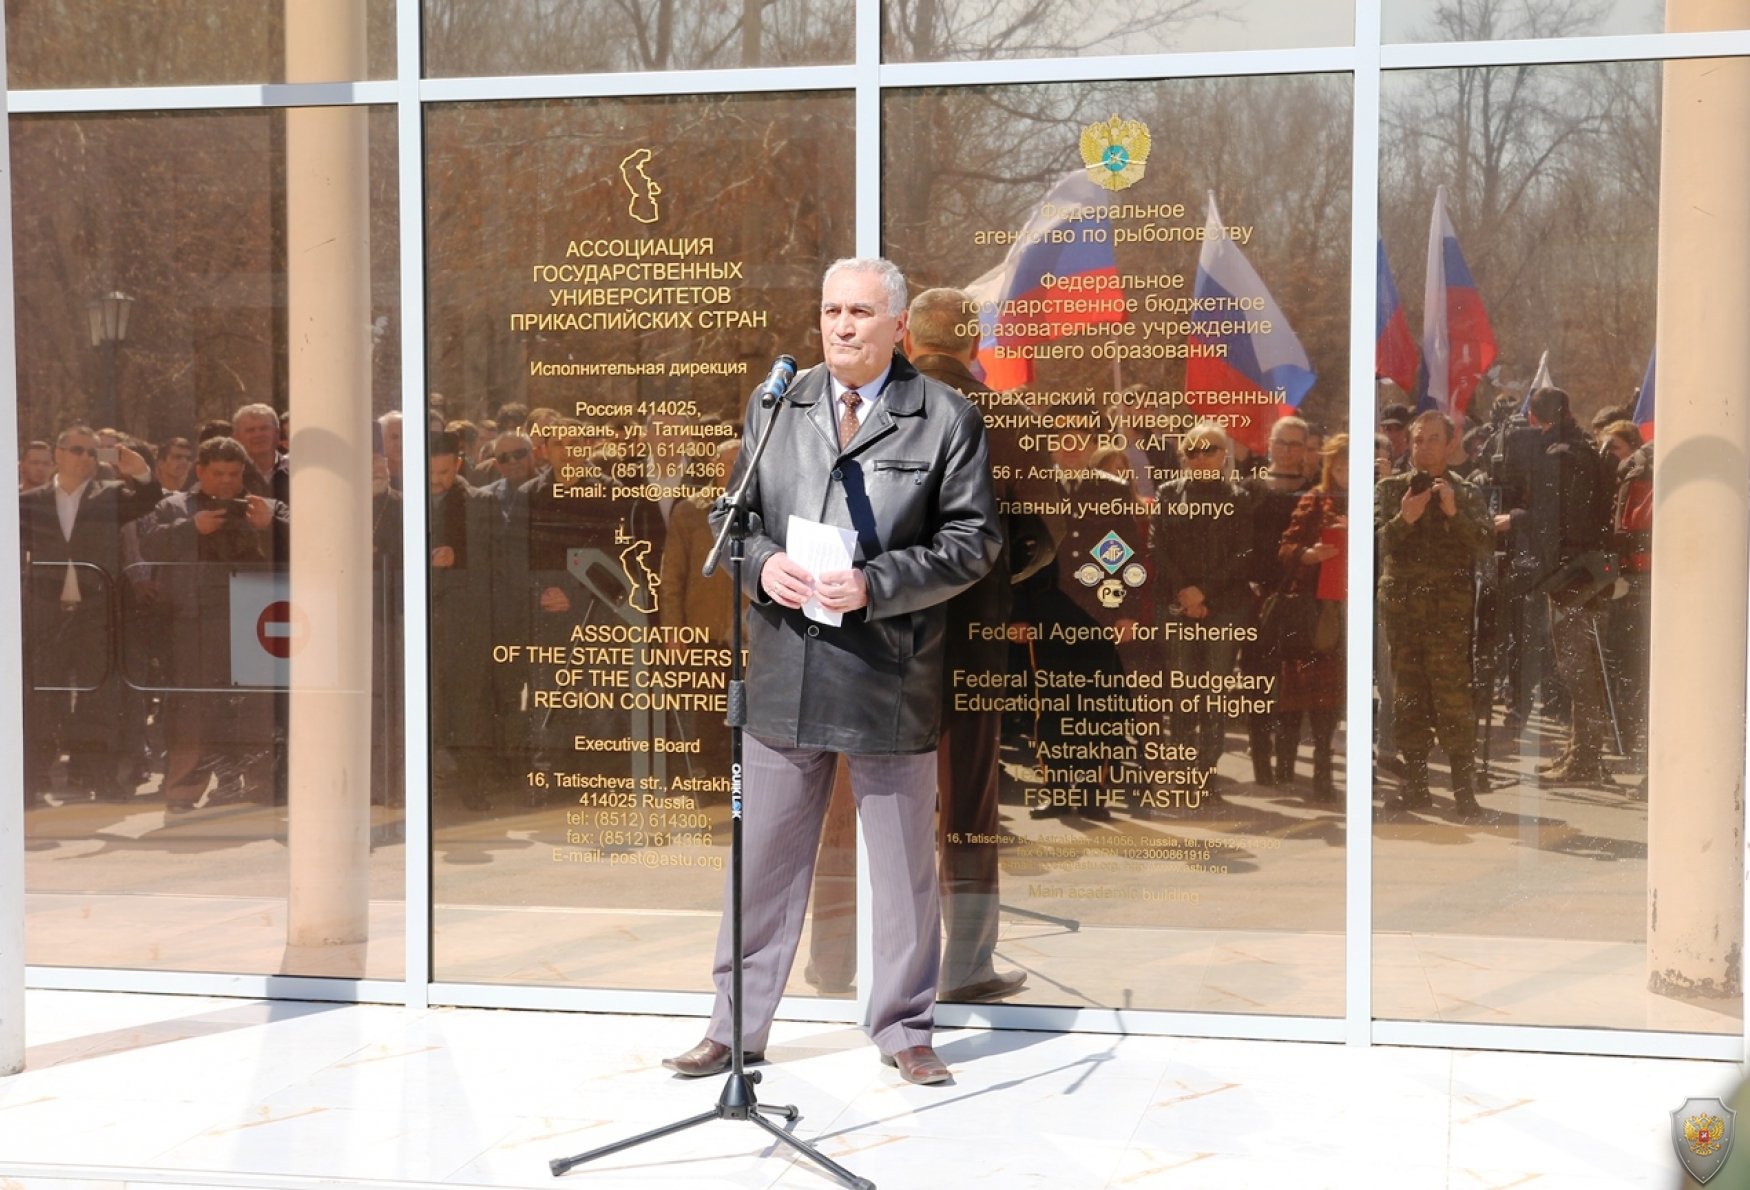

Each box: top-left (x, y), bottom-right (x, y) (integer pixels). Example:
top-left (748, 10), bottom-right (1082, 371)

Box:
top-left (3, 0), bottom-right (1744, 1068)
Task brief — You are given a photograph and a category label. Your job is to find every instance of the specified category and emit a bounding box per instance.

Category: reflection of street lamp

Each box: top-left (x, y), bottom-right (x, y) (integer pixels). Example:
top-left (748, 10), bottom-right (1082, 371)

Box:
top-left (86, 291), bottom-right (132, 431)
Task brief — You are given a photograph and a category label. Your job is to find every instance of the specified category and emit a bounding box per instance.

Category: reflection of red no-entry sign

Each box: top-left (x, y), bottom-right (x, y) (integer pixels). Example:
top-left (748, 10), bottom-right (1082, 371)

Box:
top-left (256, 600), bottom-right (311, 659)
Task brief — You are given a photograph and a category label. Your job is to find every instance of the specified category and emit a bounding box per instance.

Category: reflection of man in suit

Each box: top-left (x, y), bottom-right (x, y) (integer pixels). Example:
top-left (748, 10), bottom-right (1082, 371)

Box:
top-left (1013, 423), bottom-right (1138, 823)
top-left (480, 431), bottom-right (536, 524)
top-left (905, 287), bottom-right (1043, 1002)
top-left (665, 258), bottom-right (999, 1086)
top-left (19, 440), bottom-right (53, 491)
top-left (233, 403), bottom-right (290, 505)
top-left (20, 425), bottom-right (162, 802)
top-left (429, 431), bottom-right (502, 810)
top-left (658, 438), bottom-right (740, 787)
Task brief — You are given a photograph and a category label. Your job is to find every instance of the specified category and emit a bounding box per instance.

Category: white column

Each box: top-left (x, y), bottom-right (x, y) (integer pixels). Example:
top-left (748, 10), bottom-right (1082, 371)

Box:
top-left (0, 6), bottom-right (26, 1074)
top-left (284, 1), bottom-right (375, 949)
top-left (1646, 0), bottom-right (1750, 1002)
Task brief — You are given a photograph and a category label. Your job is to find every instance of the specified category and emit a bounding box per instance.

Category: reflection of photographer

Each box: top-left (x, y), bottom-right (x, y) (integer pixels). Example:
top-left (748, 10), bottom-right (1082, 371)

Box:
top-left (1491, 387), bottom-right (1616, 786)
top-left (134, 436), bottom-right (289, 813)
top-left (1375, 412), bottom-right (1493, 815)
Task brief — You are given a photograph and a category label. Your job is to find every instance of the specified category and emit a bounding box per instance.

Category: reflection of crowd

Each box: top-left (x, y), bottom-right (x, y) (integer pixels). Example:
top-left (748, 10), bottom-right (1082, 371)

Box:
top-left (20, 415), bottom-right (299, 811)
top-left (1371, 388), bottom-right (1648, 812)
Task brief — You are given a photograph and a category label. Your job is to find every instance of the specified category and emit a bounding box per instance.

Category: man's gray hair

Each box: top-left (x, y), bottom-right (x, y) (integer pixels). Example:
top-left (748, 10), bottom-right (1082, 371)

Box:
top-left (1269, 415), bottom-right (1309, 443)
top-left (232, 402), bottom-right (278, 427)
top-left (823, 257), bottom-right (908, 317)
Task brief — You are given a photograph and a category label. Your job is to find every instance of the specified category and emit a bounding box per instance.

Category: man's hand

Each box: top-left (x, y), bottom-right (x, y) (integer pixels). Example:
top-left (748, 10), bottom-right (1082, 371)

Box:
top-left (1176, 586), bottom-right (1206, 618)
top-left (431, 545), bottom-right (456, 568)
top-left (1400, 485), bottom-right (1434, 524)
top-left (193, 508), bottom-right (227, 535)
top-left (815, 568), bottom-right (867, 613)
top-left (760, 552), bottom-right (815, 609)
top-left (115, 446), bottom-right (148, 480)
top-left (1493, 512), bottom-right (1514, 533)
top-left (539, 586), bottom-right (570, 613)
top-left (1303, 542), bottom-right (1340, 565)
top-left (1434, 477), bottom-right (1457, 518)
top-left (244, 493), bottom-right (273, 530)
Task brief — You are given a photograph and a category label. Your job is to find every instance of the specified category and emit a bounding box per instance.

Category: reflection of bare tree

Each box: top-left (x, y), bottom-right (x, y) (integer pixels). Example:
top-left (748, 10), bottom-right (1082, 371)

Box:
top-left (1381, 25), bottom-right (1659, 414)
top-left (5, 0), bottom-right (396, 87)
top-left (1417, 0), bottom-right (1610, 41)
top-left (883, 0), bottom-right (1218, 61)
top-left (10, 111), bottom-right (402, 443)
top-left (422, 0), bottom-right (852, 75)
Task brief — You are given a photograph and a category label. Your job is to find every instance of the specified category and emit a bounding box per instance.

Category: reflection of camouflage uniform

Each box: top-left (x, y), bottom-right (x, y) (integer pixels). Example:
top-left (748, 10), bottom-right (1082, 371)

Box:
top-left (1375, 470), bottom-right (1492, 806)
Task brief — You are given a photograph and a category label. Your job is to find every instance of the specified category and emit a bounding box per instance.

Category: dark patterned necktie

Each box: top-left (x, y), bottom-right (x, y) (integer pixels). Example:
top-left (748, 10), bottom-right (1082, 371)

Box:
top-left (838, 390), bottom-right (862, 450)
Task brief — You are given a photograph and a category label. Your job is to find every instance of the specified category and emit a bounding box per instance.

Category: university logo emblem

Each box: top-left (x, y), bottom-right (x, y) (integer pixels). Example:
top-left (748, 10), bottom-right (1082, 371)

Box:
top-left (618, 148), bottom-right (662, 224)
top-left (1122, 562), bottom-right (1148, 588)
top-left (1092, 531), bottom-right (1134, 574)
top-left (1074, 562), bottom-right (1103, 588)
top-left (1080, 115), bottom-right (1151, 192)
top-left (1672, 1098), bottom-right (1736, 1184)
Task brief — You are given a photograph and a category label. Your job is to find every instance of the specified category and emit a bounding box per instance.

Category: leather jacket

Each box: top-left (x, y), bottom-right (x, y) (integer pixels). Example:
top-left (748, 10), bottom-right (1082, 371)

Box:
top-left (713, 353), bottom-right (1001, 753)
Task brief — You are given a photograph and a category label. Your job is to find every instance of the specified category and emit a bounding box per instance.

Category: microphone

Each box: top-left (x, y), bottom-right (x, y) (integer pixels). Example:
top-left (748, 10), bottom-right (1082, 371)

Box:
top-left (757, 355), bottom-right (797, 407)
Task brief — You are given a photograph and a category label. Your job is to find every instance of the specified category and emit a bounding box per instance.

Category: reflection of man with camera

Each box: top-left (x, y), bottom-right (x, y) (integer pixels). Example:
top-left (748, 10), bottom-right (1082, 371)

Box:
top-left (136, 436), bottom-right (289, 813)
top-left (1491, 387), bottom-right (1615, 786)
top-left (1375, 411), bottom-right (1493, 815)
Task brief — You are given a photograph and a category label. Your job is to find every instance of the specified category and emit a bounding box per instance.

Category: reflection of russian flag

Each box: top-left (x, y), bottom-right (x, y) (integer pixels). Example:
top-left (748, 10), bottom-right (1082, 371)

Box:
top-left (1634, 349), bottom-right (1655, 440)
top-left (1184, 191), bottom-right (1316, 455)
top-left (966, 171), bottom-right (1127, 391)
top-left (1518, 349), bottom-right (1552, 416)
top-left (1376, 236), bottom-right (1418, 393)
top-left (1416, 185), bottom-right (1497, 423)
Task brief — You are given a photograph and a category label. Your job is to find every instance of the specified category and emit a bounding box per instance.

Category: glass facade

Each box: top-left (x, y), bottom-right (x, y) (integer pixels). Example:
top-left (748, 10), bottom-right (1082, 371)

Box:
top-left (422, 1), bottom-right (854, 77)
top-left (422, 91), bottom-right (855, 992)
top-left (883, 75), bottom-right (1352, 1015)
top-left (882, 0), bottom-right (1355, 59)
top-left (14, 105), bottom-right (405, 977)
top-left (1384, 1), bottom-right (1750, 43)
top-left (6, 5), bottom-right (1748, 1059)
top-left (4, 1), bottom-right (397, 88)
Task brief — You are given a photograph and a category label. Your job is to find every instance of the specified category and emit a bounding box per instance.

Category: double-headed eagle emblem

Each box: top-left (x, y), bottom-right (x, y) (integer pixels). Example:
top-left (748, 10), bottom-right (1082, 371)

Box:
top-left (1672, 1097), bottom-right (1737, 1185)
top-left (1686, 1113), bottom-right (1727, 1158)
top-left (1080, 115), bottom-right (1151, 192)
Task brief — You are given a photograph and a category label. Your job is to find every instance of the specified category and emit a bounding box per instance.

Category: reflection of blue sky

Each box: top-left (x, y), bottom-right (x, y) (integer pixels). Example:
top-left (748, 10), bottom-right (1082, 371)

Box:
top-left (1383, 0), bottom-right (1664, 42)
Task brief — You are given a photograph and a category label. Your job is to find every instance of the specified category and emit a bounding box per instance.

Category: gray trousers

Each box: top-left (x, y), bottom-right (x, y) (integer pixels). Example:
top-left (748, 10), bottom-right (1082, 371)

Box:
top-left (705, 733), bottom-right (941, 1055)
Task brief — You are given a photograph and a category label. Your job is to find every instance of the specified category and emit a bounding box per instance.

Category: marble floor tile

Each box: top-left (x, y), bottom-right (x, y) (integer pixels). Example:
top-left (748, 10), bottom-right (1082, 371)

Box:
top-left (150, 1103), bottom-right (524, 1182)
top-left (0, 989), bottom-right (1727, 1190)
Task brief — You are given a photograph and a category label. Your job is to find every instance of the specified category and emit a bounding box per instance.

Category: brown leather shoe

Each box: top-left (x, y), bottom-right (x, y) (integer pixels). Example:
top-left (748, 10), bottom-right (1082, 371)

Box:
top-left (940, 969), bottom-right (1027, 1003)
top-left (661, 1038), bottom-right (763, 1078)
top-left (881, 1045), bottom-right (951, 1085)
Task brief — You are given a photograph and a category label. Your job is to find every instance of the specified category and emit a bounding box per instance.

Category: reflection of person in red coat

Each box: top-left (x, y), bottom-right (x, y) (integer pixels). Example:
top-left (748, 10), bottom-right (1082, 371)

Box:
top-left (1275, 434), bottom-right (1349, 804)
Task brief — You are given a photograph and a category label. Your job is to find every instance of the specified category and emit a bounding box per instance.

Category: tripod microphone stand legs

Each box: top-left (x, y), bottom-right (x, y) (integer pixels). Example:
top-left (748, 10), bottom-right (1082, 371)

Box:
top-left (548, 1069), bottom-right (872, 1189)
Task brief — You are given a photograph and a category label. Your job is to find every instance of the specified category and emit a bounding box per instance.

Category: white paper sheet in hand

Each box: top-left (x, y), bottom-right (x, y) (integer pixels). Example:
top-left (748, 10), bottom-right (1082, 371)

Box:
top-left (786, 514), bottom-right (857, 627)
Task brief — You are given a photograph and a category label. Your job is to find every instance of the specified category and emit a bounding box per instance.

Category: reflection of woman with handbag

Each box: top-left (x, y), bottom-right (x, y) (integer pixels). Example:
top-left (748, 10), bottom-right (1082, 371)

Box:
top-left (1275, 434), bottom-right (1350, 804)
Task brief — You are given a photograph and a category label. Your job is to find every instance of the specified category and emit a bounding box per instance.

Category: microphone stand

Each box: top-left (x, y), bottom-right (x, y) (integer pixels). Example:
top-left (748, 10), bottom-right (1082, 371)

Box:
top-left (550, 376), bottom-right (874, 1190)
